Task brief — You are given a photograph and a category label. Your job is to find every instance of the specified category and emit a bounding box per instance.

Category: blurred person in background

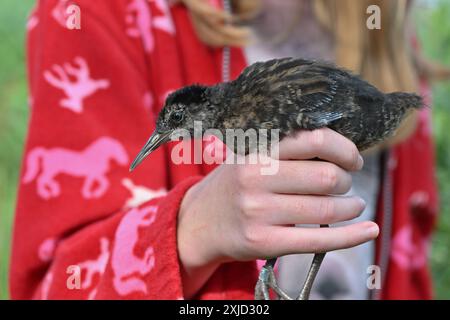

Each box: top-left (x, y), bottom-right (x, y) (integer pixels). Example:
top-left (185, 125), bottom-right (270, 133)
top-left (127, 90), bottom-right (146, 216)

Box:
top-left (9, 0), bottom-right (449, 300)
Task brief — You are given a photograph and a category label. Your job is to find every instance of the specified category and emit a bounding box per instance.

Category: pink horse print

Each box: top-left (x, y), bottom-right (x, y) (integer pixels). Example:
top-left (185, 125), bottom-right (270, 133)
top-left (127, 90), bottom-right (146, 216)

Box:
top-left (125, 0), bottom-right (175, 53)
top-left (112, 205), bottom-right (157, 296)
top-left (51, 0), bottom-right (69, 27)
top-left (152, 0), bottom-right (175, 34)
top-left (77, 237), bottom-right (110, 299)
top-left (23, 137), bottom-right (129, 199)
top-left (44, 56), bottom-right (110, 113)
top-left (121, 178), bottom-right (166, 208)
top-left (126, 0), bottom-right (155, 53)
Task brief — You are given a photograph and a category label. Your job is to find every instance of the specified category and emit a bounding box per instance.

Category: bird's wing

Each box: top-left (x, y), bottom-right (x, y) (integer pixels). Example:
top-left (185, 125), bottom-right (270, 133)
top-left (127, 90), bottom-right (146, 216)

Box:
top-left (304, 110), bottom-right (345, 126)
top-left (269, 62), bottom-right (346, 128)
top-left (237, 57), bottom-right (314, 87)
top-left (233, 59), bottom-right (349, 129)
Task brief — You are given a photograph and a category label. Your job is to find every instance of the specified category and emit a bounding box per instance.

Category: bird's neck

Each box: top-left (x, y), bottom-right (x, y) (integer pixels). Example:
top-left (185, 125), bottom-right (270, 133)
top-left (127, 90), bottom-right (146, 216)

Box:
top-left (208, 83), bottom-right (228, 105)
top-left (204, 84), bottom-right (230, 128)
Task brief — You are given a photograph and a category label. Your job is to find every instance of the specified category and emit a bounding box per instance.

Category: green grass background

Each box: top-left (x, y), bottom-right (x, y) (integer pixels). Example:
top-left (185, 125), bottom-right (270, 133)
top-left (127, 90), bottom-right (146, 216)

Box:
top-left (0, 0), bottom-right (449, 299)
top-left (0, 0), bottom-right (35, 300)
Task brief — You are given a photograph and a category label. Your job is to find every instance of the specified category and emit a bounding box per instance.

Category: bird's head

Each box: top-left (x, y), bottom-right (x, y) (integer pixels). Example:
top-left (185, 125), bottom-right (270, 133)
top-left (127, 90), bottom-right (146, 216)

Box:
top-left (130, 84), bottom-right (216, 171)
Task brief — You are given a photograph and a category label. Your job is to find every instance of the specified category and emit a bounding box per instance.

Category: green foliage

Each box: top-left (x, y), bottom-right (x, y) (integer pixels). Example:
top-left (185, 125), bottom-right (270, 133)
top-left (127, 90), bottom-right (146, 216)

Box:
top-left (0, 0), bottom-right (449, 300)
top-left (0, 0), bottom-right (35, 300)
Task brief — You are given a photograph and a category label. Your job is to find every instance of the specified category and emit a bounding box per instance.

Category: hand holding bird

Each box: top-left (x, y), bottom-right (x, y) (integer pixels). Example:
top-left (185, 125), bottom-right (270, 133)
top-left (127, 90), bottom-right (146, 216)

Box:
top-left (175, 128), bottom-right (376, 299)
top-left (130, 57), bottom-right (422, 300)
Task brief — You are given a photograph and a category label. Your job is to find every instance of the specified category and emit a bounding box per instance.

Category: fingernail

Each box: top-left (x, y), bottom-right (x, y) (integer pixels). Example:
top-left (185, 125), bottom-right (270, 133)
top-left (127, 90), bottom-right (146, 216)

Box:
top-left (358, 197), bottom-right (366, 214)
top-left (367, 224), bottom-right (379, 237)
top-left (357, 155), bottom-right (364, 170)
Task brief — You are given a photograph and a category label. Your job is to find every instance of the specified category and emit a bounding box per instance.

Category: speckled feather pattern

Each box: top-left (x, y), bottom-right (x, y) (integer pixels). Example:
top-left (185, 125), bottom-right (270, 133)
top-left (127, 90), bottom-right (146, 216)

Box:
top-left (161, 57), bottom-right (423, 154)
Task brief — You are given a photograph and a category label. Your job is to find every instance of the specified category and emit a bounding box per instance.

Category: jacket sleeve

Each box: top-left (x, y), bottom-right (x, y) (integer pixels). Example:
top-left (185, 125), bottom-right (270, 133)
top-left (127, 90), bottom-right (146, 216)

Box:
top-left (10, 0), bottom-right (204, 300)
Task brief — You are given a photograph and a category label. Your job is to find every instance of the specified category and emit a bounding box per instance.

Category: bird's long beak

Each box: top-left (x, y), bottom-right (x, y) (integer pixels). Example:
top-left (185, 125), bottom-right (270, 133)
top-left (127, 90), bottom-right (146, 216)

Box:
top-left (130, 130), bottom-right (172, 171)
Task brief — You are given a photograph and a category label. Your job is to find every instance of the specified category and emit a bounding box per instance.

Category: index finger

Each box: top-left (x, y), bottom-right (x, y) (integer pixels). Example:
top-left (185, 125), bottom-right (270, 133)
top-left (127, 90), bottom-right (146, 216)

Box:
top-left (273, 128), bottom-right (364, 172)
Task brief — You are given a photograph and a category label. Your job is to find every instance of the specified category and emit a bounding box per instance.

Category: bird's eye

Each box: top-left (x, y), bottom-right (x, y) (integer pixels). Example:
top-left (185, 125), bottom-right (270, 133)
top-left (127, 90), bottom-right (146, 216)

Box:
top-left (171, 111), bottom-right (184, 123)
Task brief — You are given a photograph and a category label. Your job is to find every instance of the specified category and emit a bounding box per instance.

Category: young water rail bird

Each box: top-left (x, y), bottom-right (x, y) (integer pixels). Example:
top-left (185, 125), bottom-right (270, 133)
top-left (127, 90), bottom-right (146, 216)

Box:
top-left (130, 57), bottom-right (422, 300)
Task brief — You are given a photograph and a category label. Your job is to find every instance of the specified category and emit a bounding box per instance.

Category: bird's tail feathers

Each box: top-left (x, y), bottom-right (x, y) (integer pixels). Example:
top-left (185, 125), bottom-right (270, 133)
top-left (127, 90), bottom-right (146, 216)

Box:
top-left (387, 92), bottom-right (425, 110)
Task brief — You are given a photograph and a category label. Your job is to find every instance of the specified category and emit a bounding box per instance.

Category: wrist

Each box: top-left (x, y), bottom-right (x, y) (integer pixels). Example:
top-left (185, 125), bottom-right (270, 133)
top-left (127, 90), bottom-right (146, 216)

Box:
top-left (177, 180), bottom-right (222, 298)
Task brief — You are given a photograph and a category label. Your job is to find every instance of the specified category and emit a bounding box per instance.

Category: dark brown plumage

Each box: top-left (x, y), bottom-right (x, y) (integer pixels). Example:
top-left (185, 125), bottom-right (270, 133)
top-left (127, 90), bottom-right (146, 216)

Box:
top-left (222, 58), bottom-right (422, 151)
top-left (130, 57), bottom-right (423, 300)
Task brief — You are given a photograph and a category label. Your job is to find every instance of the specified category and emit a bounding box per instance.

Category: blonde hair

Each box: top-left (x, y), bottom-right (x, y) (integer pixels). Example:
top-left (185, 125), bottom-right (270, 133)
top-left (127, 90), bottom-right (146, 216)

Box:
top-left (313, 0), bottom-right (417, 93)
top-left (313, 0), bottom-right (421, 143)
top-left (184, 0), bottom-right (418, 89)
